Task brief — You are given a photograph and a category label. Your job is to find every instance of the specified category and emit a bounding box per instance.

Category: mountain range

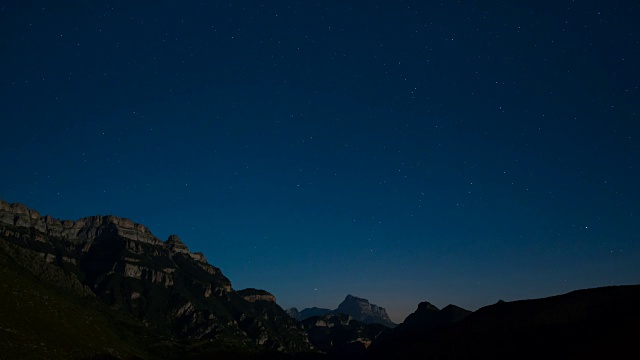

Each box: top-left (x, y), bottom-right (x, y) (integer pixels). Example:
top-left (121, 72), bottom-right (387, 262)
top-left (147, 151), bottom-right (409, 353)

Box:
top-left (1, 198), bottom-right (639, 359)
top-left (369, 285), bottom-right (640, 359)
top-left (286, 295), bottom-right (396, 328)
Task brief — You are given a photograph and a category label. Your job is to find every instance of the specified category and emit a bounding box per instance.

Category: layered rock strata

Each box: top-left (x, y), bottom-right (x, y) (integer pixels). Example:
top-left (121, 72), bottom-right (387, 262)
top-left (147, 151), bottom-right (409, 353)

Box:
top-left (0, 199), bottom-right (311, 352)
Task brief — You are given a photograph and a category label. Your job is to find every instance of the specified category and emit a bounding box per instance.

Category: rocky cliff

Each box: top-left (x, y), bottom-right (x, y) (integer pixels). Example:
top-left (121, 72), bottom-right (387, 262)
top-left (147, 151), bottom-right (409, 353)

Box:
top-left (336, 295), bottom-right (396, 328)
top-left (0, 199), bottom-right (311, 353)
top-left (237, 288), bottom-right (277, 303)
top-left (0, 200), bottom-right (208, 263)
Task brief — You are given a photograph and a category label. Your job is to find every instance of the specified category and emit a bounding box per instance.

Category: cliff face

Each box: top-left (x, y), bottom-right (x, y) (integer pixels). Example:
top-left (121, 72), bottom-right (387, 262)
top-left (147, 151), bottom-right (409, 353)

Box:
top-left (336, 295), bottom-right (396, 327)
top-left (237, 288), bottom-right (277, 303)
top-left (0, 199), bottom-right (311, 353)
top-left (0, 200), bottom-right (207, 262)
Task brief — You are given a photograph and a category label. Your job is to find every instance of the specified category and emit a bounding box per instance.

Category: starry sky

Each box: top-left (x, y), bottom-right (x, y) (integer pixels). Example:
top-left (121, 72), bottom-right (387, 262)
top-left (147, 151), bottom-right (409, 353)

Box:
top-left (1, 1), bottom-right (639, 323)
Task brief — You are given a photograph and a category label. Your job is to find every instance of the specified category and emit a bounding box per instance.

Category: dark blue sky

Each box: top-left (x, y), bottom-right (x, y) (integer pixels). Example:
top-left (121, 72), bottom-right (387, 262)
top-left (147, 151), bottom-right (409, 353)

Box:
top-left (1, 1), bottom-right (639, 322)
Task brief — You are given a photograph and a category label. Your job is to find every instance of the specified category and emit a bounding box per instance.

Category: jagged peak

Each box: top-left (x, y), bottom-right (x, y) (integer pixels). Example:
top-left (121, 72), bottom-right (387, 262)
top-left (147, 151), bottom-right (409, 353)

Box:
top-left (166, 234), bottom-right (190, 253)
top-left (0, 199), bottom-right (30, 213)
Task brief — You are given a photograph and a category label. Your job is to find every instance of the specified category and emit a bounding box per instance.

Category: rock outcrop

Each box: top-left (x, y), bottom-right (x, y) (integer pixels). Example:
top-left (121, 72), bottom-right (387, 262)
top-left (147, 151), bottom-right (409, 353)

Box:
top-left (238, 288), bottom-right (277, 303)
top-left (0, 200), bottom-right (206, 259)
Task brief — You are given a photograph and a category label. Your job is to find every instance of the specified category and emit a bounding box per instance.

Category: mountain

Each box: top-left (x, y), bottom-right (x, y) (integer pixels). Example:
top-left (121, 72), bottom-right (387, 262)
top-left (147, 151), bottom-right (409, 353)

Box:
top-left (286, 307), bottom-right (301, 319)
top-left (0, 199), bottom-right (313, 358)
top-left (335, 295), bottom-right (395, 328)
top-left (286, 296), bottom-right (395, 357)
top-left (370, 285), bottom-right (640, 359)
top-left (3, 197), bottom-right (639, 359)
top-left (288, 295), bottom-right (396, 328)
top-left (369, 301), bottom-right (470, 357)
top-left (399, 302), bottom-right (471, 331)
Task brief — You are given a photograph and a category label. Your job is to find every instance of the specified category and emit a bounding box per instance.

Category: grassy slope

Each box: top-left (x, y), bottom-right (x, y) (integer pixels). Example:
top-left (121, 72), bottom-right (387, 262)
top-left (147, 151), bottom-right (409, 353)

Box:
top-left (0, 236), bottom-right (309, 360)
top-left (0, 256), bottom-right (149, 359)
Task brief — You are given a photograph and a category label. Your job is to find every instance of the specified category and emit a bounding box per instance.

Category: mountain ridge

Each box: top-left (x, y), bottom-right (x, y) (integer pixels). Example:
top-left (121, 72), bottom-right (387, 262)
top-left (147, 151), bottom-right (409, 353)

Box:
top-left (0, 198), bottom-right (313, 355)
top-left (371, 284), bottom-right (640, 359)
top-left (2, 197), bottom-right (639, 359)
top-left (288, 294), bottom-right (396, 328)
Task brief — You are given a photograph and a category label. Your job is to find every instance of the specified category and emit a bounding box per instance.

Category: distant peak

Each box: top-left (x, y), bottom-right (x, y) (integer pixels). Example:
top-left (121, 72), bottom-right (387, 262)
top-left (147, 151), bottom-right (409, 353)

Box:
top-left (417, 301), bottom-right (440, 312)
top-left (442, 304), bottom-right (462, 311)
top-left (336, 294), bottom-right (395, 326)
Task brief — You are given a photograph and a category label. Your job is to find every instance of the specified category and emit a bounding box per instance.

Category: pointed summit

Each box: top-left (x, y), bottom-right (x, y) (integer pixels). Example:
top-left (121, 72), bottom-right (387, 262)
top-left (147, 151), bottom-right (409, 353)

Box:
top-left (166, 234), bottom-right (190, 254)
top-left (417, 301), bottom-right (440, 312)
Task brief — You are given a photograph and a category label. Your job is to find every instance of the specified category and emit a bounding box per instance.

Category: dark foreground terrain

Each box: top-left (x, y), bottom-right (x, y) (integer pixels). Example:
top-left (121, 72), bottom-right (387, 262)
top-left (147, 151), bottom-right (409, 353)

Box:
top-left (1, 199), bottom-right (638, 359)
top-left (370, 285), bottom-right (640, 359)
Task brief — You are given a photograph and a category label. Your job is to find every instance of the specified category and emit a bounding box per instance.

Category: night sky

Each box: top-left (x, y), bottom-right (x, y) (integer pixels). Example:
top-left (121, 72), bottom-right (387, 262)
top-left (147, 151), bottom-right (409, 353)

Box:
top-left (1, 1), bottom-right (639, 323)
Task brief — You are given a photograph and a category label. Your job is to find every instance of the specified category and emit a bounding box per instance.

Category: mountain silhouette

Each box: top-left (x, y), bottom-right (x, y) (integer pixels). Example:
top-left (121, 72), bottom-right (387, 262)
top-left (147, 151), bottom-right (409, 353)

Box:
top-left (371, 285), bottom-right (640, 359)
top-left (288, 295), bottom-right (396, 328)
